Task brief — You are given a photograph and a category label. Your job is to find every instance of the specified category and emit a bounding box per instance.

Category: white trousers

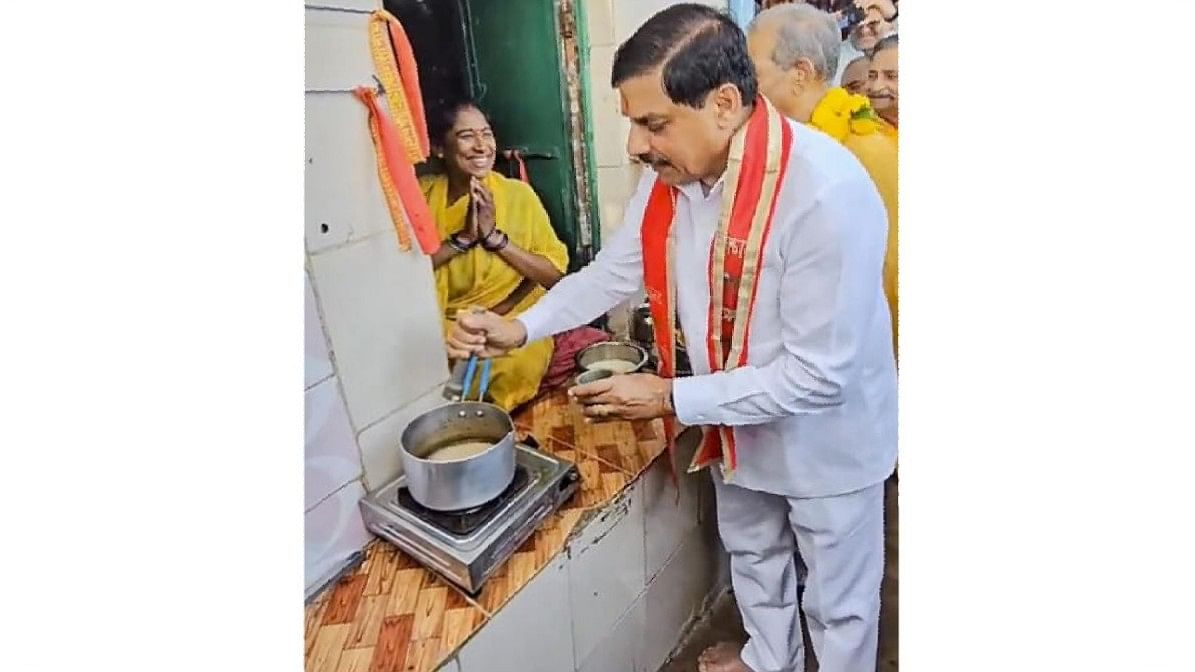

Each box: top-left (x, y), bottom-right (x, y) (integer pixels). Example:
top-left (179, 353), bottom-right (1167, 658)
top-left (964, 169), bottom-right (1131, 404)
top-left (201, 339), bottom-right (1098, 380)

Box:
top-left (712, 473), bottom-right (885, 672)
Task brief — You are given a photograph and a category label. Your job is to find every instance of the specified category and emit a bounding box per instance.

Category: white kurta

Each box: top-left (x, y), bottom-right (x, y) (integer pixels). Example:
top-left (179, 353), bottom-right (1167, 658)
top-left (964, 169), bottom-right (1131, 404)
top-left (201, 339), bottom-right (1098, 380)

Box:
top-left (520, 119), bottom-right (895, 672)
top-left (519, 120), bottom-right (898, 498)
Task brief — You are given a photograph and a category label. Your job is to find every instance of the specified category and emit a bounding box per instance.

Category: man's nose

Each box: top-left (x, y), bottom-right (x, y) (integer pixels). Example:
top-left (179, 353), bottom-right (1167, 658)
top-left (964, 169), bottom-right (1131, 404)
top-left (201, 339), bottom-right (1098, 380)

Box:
top-left (627, 125), bottom-right (650, 160)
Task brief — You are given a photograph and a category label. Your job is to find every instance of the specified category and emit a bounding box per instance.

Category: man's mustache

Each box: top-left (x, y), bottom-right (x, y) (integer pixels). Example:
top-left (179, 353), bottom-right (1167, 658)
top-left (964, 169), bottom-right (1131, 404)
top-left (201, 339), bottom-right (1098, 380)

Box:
top-left (634, 153), bottom-right (672, 167)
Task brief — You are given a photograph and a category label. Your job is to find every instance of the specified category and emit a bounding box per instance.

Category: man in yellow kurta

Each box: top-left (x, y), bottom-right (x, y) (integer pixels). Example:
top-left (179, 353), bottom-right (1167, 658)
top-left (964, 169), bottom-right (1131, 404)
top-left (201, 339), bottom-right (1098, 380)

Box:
top-left (421, 101), bottom-right (569, 409)
top-left (748, 3), bottom-right (899, 359)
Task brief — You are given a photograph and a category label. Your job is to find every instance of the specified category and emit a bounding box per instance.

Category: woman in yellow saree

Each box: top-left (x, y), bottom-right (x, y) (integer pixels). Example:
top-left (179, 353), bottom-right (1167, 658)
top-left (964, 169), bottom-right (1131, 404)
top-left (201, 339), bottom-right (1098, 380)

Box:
top-left (421, 100), bottom-right (571, 411)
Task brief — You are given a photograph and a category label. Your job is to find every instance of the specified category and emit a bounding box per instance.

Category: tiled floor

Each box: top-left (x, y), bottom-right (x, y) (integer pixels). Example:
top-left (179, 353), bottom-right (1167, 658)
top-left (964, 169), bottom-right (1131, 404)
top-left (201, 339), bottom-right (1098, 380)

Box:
top-left (658, 475), bottom-right (900, 672)
top-left (304, 390), bottom-right (669, 672)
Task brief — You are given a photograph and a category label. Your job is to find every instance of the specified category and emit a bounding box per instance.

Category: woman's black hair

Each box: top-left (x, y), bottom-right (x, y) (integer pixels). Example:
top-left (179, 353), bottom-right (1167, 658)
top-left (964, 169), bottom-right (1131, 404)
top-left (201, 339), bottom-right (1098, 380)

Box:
top-left (428, 97), bottom-right (490, 149)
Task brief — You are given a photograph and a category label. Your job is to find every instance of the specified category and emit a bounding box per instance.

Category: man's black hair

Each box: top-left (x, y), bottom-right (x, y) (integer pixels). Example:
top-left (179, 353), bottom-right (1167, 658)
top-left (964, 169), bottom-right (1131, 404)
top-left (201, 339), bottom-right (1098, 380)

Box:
top-left (610, 3), bottom-right (757, 108)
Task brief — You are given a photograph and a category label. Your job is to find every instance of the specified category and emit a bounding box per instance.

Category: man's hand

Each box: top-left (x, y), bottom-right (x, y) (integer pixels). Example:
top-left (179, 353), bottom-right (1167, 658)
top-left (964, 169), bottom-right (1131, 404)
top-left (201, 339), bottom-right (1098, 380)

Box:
top-left (569, 373), bottom-right (674, 422)
top-left (445, 309), bottom-right (527, 359)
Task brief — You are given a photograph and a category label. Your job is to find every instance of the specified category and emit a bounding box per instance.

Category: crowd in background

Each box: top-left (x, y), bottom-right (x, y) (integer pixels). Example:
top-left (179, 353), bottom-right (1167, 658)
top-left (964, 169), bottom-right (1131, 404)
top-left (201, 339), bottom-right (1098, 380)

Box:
top-left (746, 0), bottom-right (900, 358)
top-left (754, 0), bottom-right (898, 128)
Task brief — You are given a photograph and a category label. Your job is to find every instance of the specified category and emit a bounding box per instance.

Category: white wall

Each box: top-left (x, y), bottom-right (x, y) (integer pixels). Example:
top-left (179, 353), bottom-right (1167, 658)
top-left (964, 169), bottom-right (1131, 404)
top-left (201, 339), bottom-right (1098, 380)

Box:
top-left (304, 0), bottom-right (452, 595)
top-left (454, 452), bottom-right (729, 672)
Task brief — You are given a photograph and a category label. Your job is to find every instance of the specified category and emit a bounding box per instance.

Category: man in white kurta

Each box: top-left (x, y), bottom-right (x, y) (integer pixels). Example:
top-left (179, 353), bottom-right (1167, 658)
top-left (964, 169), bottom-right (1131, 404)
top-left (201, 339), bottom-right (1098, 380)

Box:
top-left (446, 5), bottom-right (896, 672)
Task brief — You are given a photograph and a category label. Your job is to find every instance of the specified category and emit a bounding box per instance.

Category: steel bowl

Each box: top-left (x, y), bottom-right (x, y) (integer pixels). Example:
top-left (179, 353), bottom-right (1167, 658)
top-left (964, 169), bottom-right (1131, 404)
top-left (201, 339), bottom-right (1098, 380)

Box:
top-left (571, 367), bottom-right (616, 389)
top-left (575, 341), bottom-right (649, 375)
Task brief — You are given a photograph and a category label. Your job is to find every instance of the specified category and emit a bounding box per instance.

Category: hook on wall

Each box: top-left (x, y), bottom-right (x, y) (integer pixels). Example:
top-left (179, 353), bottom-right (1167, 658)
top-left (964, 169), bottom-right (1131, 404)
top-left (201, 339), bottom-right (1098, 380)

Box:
top-left (305, 75), bottom-right (385, 96)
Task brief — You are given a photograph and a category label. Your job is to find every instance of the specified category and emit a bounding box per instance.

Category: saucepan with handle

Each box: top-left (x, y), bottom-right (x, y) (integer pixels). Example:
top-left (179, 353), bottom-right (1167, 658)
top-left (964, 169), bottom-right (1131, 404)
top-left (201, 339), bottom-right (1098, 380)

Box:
top-left (400, 353), bottom-right (516, 511)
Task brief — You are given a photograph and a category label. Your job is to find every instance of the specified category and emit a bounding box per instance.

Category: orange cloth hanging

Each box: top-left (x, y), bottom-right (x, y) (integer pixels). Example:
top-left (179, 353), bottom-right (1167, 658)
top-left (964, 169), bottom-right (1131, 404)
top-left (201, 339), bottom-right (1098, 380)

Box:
top-left (353, 87), bottom-right (440, 254)
top-left (501, 149), bottom-right (530, 183)
top-left (368, 10), bottom-right (429, 163)
top-left (353, 9), bottom-right (438, 254)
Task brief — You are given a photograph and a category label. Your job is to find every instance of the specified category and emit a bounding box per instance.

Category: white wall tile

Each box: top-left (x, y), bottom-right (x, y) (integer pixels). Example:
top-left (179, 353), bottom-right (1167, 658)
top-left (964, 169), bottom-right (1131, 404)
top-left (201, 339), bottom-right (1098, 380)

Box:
top-left (643, 429), bottom-right (703, 581)
top-left (457, 555), bottom-right (574, 672)
top-left (356, 386), bottom-right (447, 491)
top-left (588, 45), bottom-right (631, 169)
top-left (305, 480), bottom-right (373, 592)
top-left (309, 232), bottom-right (448, 429)
top-left (568, 483), bottom-right (647, 664)
top-left (306, 377), bottom-right (362, 510)
top-left (612, 0), bottom-right (664, 43)
top-left (305, 8), bottom-right (376, 92)
top-left (613, 0), bottom-right (730, 44)
top-left (304, 94), bottom-right (393, 254)
top-left (306, 271), bottom-right (335, 388)
top-left (577, 597), bottom-right (648, 672)
top-left (641, 523), bottom-right (721, 671)
top-left (585, 0), bottom-right (617, 48)
top-left (596, 164), bottom-right (638, 239)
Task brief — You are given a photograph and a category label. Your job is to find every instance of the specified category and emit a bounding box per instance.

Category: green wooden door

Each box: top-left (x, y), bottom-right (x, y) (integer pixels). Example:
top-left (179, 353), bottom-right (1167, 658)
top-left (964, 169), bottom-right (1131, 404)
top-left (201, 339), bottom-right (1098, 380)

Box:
top-left (461, 0), bottom-right (586, 270)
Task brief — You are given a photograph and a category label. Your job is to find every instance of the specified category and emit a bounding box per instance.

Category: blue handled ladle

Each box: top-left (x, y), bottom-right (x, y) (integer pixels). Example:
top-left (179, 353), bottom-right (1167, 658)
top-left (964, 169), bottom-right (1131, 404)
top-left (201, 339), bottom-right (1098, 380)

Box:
top-left (459, 353), bottom-right (492, 403)
top-left (457, 307), bottom-right (493, 403)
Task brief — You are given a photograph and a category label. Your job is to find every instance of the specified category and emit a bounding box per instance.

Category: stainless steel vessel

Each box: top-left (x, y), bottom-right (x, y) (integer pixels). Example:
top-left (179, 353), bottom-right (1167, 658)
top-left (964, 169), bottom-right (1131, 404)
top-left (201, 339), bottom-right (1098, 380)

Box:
top-left (571, 367), bottom-right (615, 388)
top-left (575, 341), bottom-right (649, 374)
top-left (399, 401), bottom-right (516, 511)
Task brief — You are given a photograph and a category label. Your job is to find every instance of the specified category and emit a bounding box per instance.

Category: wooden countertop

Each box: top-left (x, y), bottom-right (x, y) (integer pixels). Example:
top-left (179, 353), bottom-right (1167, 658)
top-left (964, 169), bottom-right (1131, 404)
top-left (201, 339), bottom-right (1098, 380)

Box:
top-left (304, 389), bottom-right (668, 672)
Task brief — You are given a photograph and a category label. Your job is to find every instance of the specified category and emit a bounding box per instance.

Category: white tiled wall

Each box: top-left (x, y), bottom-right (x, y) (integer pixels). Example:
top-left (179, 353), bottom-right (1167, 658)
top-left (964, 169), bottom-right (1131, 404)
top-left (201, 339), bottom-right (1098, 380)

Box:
top-left (452, 460), bottom-right (728, 672)
top-left (305, 376), bottom-right (362, 510)
top-left (304, 95), bottom-right (392, 254)
top-left (304, 1), bottom-right (454, 594)
top-left (643, 441), bottom-right (703, 581)
top-left (306, 272), bottom-right (334, 388)
top-left (586, 0), bottom-right (617, 48)
top-left (305, 480), bottom-right (373, 592)
top-left (577, 598), bottom-right (649, 672)
top-left (457, 555), bottom-right (575, 672)
top-left (642, 522), bottom-right (721, 670)
top-left (304, 7), bottom-right (378, 93)
top-left (307, 231), bottom-right (447, 430)
top-left (568, 483), bottom-right (647, 665)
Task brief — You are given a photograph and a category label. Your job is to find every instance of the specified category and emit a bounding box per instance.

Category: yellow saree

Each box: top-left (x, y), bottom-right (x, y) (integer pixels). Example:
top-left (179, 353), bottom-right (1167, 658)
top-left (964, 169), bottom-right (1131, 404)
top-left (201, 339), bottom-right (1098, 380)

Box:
top-left (421, 171), bottom-right (569, 410)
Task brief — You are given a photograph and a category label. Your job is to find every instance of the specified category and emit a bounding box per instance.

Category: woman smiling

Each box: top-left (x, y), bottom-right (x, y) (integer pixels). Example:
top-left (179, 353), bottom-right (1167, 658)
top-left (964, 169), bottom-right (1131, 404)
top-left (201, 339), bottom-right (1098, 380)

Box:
top-left (420, 99), bottom-right (590, 410)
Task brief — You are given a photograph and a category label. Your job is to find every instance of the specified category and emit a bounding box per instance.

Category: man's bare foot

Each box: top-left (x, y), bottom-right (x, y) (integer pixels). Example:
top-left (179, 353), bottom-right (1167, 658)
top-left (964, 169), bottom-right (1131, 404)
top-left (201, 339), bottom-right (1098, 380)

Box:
top-left (697, 641), bottom-right (750, 672)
